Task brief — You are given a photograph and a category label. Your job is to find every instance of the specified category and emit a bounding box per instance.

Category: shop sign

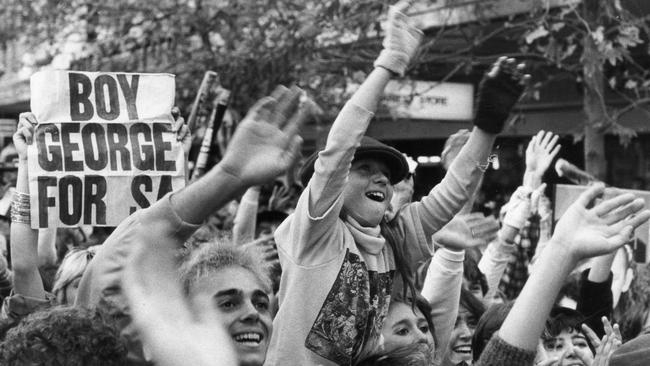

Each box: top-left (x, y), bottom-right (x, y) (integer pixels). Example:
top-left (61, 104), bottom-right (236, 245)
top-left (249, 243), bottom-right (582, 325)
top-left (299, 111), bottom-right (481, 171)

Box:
top-left (382, 80), bottom-right (473, 120)
top-left (411, 0), bottom-right (582, 29)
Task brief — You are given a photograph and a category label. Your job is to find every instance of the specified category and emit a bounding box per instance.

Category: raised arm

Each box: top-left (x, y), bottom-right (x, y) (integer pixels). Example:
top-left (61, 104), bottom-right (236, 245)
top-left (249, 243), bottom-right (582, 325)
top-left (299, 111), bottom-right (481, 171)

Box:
top-left (421, 247), bottom-right (465, 364)
top-left (123, 87), bottom-right (307, 366)
top-left (232, 186), bottom-right (261, 245)
top-left (477, 184), bottom-right (650, 366)
top-left (576, 252), bottom-right (616, 338)
top-left (171, 86), bottom-right (305, 224)
top-left (76, 86), bottom-right (307, 308)
top-left (523, 131), bottom-right (561, 190)
top-left (307, 1), bottom-right (422, 217)
top-left (9, 113), bottom-right (45, 300)
top-left (414, 58), bottom-right (529, 237)
top-left (479, 183), bottom-right (548, 300)
top-left (37, 228), bottom-right (57, 268)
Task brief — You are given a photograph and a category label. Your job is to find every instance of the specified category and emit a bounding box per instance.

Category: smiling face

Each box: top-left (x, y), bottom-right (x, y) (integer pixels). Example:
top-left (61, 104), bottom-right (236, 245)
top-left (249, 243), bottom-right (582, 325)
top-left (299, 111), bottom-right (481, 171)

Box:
top-left (343, 158), bottom-right (394, 227)
top-left (380, 301), bottom-right (434, 354)
top-left (188, 266), bottom-right (273, 366)
top-left (542, 329), bottom-right (593, 366)
top-left (446, 304), bottom-right (478, 364)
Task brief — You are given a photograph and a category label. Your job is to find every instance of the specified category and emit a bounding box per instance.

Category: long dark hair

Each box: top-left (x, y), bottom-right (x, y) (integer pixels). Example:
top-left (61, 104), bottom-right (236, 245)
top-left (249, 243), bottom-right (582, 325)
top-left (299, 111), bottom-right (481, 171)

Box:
top-left (381, 216), bottom-right (419, 307)
top-left (614, 262), bottom-right (650, 341)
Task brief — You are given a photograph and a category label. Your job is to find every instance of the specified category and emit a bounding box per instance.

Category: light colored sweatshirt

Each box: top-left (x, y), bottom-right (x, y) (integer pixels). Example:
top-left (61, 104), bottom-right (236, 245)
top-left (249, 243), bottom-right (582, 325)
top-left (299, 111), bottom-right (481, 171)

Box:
top-left (421, 248), bottom-right (465, 365)
top-left (265, 101), bottom-right (486, 366)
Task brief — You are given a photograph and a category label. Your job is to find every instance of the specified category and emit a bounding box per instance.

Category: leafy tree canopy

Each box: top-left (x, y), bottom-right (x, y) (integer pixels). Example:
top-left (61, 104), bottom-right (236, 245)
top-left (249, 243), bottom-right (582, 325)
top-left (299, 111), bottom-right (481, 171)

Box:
top-left (1, 0), bottom-right (390, 117)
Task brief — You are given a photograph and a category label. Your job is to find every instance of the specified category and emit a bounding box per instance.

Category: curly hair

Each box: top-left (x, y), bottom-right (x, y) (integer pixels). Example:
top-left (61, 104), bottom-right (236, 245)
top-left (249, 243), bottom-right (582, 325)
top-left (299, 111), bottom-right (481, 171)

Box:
top-left (179, 238), bottom-right (272, 295)
top-left (0, 306), bottom-right (127, 366)
top-left (542, 306), bottom-right (585, 341)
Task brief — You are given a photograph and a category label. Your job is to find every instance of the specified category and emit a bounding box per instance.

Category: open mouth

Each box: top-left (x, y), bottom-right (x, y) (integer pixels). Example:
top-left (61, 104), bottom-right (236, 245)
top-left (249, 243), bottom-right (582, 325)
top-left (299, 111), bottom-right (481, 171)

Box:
top-left (452, 344), bottom-right (472, 354)
top-left (233, 332), bottom-right (264, 347)
top-left (564, 362), bottom-right (585, 366)
top-left (365, 191), bottom-right (385, 202)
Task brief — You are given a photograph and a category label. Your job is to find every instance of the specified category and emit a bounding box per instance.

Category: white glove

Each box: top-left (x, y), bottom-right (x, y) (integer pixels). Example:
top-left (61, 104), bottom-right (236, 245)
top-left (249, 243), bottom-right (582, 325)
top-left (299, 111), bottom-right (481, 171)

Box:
top-left (373, 1), bottom-right (423, 76)
top-left (502, 186), bottom-right (532, 230)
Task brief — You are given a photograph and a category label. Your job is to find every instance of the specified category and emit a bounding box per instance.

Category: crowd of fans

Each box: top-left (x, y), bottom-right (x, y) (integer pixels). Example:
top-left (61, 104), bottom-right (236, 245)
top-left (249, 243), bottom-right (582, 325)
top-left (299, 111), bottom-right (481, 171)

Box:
top-left (0, 1), bottom-right (649, 365)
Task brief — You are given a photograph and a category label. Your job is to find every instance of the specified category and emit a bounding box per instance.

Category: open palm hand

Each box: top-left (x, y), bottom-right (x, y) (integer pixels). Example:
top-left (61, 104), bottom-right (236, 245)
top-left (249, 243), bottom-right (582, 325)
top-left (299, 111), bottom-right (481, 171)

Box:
top-left (220, 86), bottom-right (309, 187)
top-left (525, 130), bottom-right (561, 182)
top-left (552, 184), bottom-right (650, 262)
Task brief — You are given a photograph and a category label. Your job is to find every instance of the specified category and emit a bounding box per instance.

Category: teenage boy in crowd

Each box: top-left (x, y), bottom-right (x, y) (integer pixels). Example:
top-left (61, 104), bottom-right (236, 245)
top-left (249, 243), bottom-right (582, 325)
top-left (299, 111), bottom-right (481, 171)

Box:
top-left (75, 86), bottom-right (309, 365)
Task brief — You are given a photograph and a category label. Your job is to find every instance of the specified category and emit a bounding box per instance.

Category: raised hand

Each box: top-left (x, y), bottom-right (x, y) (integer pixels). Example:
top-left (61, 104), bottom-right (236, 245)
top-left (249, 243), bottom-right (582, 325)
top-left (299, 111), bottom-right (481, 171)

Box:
top-left (474, 57), bottom-right (530, 134)
top-left (581, 318), bottom-right (622, 357)
top-left (433, 212), bottom-right (499, 251)
top-left (241, 235), bottom-right (280, 268)
top-left (14, 112), bottom-right (38, 161)
top-left (268, 183), bottom-right (293, 212)
top-left (590, 326), bottom-right (621, 366)
top-left (373, 0), bottom-right (423, 76)
top-left (524, 131), bottom-right (561, 188)
top-left (551, 183), bottom-right (650, 263)
top-left (124, 241), bottom-right (237, 366)
top-left (219, 85), bottom-right (308, 187)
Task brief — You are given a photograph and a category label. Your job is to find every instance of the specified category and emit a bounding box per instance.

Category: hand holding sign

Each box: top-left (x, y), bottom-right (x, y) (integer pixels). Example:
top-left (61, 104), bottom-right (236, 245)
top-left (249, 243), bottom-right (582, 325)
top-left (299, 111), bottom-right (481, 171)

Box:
top-left (14, 112), bottom-right (38, 161)
top-left (220, 85), bottom-right (308, 187)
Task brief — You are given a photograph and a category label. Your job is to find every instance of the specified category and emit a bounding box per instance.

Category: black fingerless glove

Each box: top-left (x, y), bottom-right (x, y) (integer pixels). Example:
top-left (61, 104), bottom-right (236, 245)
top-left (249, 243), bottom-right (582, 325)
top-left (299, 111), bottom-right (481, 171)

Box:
top-left (473, 72), bottom-right (524, 134)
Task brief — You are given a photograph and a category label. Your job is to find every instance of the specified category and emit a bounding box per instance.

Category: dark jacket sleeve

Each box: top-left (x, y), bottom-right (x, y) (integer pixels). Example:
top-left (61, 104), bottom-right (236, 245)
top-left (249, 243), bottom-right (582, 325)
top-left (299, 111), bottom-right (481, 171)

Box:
top-left (577, 268), bottom-right (613, 338)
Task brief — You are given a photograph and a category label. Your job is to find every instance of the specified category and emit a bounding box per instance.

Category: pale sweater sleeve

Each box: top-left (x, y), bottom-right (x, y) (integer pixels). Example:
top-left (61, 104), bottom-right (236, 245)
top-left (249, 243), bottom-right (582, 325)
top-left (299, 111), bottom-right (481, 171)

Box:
top-left (413, 151), bottom-right (487, 238)
top-left (478, 237), bottom-right (517, 300)
top-left (274, 102), bottom-right (374, 263)
top-left (308, 102), bottom-right (374, 218)
top-left (232, 187), bottom-right (260, 245)
top-left (421, 248), bottom-right (465, 365)
top-left (75, 194), bottom-right (200, 308)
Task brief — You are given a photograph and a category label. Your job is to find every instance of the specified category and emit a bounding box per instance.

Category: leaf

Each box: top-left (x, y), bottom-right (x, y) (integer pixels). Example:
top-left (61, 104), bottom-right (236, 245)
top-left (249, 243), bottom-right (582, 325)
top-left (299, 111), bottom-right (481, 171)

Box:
top-left (597, 40), bottom-right (623, 66)
top-left (525, 25), bottom-right (549, 44)
top-left (591, 26), bottom-right (605, 44)
top-left (617, 25), bottom-right (642, 49)
top-left (624, 80), bottom-right (638, 89)
top-left (609, 76), bottom-right (617, 89)
top-left (551, 22), bottom-right (565, 32)
top-left (562, 43), bottom-right (577, 60)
